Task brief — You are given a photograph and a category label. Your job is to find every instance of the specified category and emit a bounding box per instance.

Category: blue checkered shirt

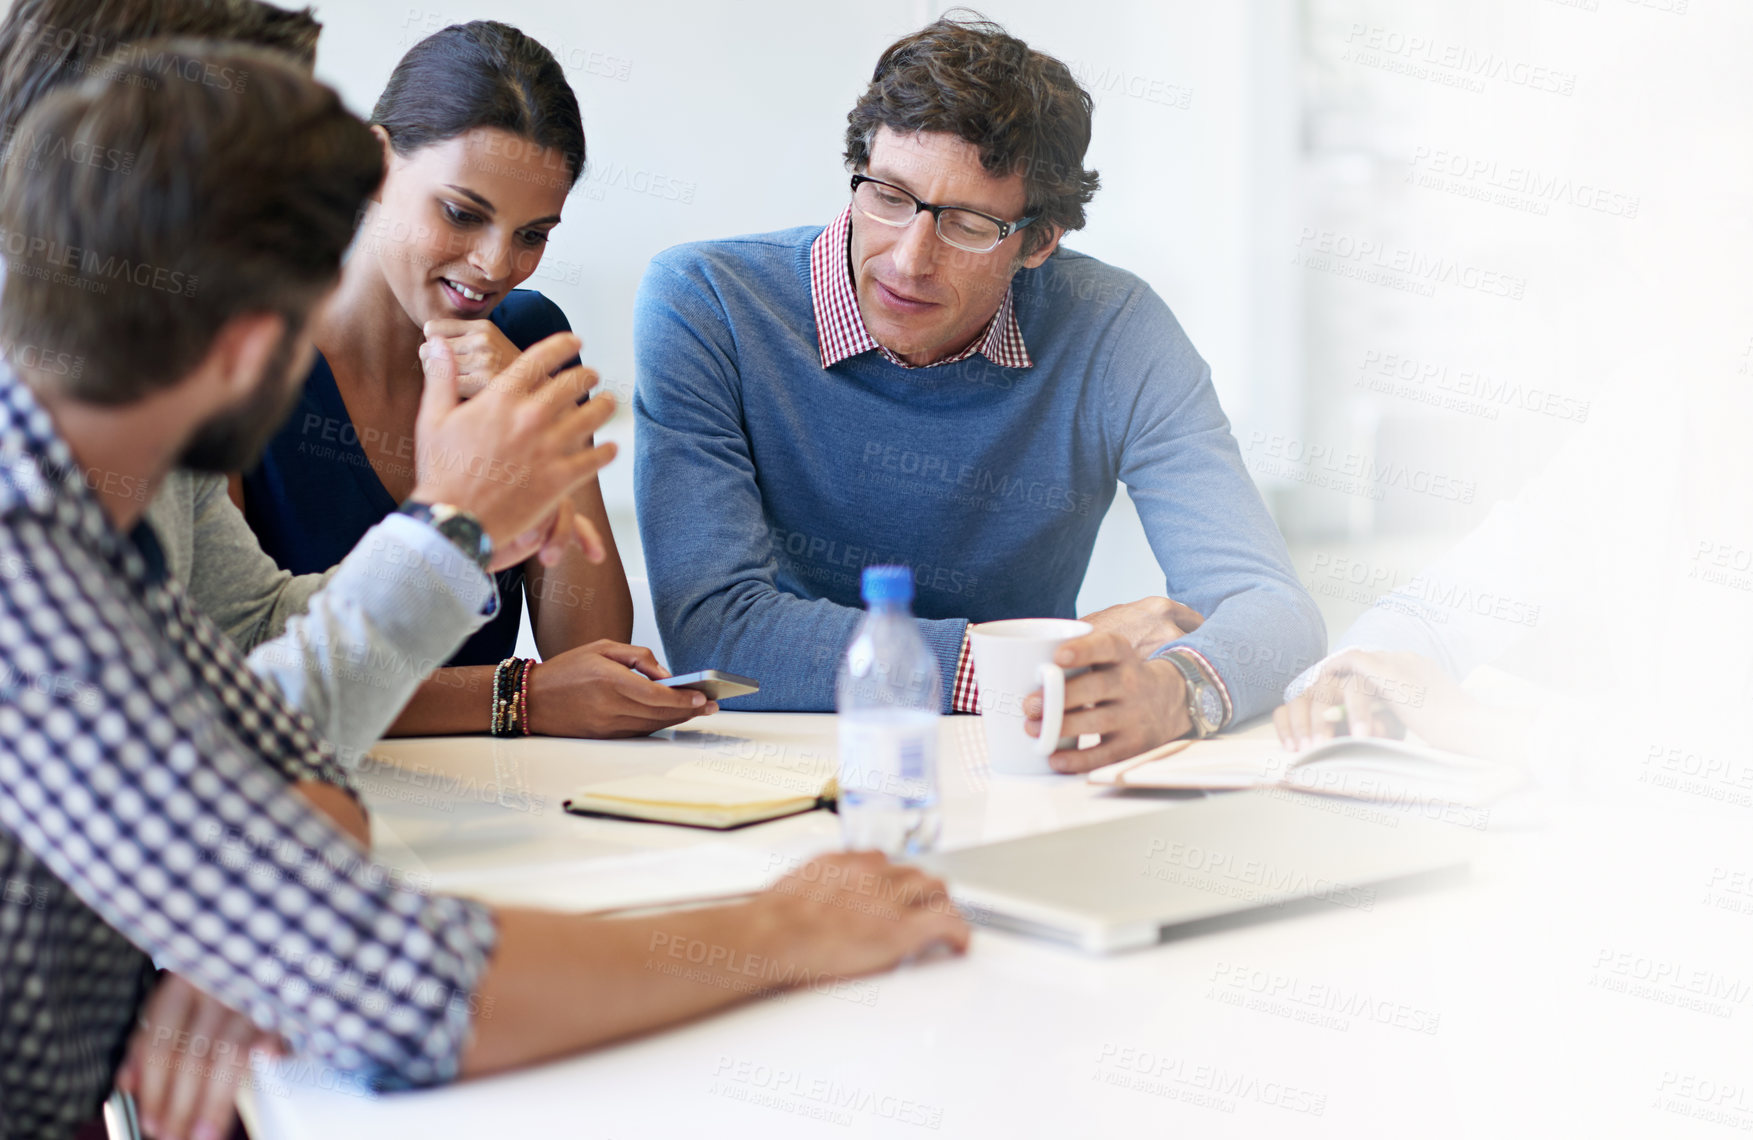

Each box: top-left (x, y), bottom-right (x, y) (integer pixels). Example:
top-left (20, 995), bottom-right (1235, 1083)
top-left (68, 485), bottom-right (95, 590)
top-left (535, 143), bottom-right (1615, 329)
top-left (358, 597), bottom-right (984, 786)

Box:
top-left (0, 370), bottom-right (498, 1139)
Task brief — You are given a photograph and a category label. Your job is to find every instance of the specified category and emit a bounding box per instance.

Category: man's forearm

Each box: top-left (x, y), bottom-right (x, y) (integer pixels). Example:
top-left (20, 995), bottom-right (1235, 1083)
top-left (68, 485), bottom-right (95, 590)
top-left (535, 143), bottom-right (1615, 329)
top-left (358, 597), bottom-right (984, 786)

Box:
top-left (460, 899), bottom-right (798, 1078)
top-left (1170, 584), bottom-right (1326, 723)
top-left (460, 847), bottom-right (974, 1079)
top-left (662, 581), bottom-right (968, 712)
top-left (295, 780), bottom-right (370, 847)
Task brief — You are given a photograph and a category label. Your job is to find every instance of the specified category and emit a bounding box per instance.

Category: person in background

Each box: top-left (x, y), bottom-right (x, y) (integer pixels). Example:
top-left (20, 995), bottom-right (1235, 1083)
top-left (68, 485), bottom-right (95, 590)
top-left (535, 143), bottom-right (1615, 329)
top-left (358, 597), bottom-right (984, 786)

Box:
top-left (1271, 383), bottom-right (1753, 789)
top-left (238, 19), bottom-right (706, 742)
top-left (0, 45), bottom-right (965, 1140)
top-left (635, 13), bottom-right (1325, 771)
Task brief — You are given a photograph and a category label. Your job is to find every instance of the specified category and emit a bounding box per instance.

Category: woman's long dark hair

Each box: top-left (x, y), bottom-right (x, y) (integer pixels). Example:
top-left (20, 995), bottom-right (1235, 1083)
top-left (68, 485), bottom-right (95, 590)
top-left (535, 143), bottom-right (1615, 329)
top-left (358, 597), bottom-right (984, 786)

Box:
top-left (370, 20), bottom-right (585, 189)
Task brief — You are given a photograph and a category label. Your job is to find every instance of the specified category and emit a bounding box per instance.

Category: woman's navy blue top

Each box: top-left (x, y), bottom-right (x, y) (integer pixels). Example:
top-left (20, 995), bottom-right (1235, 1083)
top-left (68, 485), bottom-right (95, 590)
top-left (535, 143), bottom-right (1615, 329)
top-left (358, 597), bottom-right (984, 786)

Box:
top-left (242, 289), bottom-right (571, 667)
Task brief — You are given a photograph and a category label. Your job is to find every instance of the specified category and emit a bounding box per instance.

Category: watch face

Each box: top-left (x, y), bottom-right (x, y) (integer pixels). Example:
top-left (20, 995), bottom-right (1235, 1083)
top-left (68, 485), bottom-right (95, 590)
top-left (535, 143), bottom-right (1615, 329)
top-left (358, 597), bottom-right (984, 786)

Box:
top-left (444, 516), bottom-right (490, 565)
top-left (1196, 686), bottom-right (1224, 731)
top-left (423, 507), bottom-right (491, 570)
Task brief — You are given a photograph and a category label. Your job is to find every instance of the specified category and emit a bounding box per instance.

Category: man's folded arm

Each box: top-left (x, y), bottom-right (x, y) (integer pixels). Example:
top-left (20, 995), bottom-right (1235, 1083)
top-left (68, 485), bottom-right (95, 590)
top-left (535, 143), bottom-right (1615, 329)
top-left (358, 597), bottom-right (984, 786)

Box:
top-left (1106, 286), bottom-right (1327, 722)
top-left (0, 520), bottom-right (495, 1090)
top-left (243, 514), bottom-right (496, 758)
top-left (633, 259), bottom-right (966, 711)
top-left (184, 476), bottom-right (494, 759)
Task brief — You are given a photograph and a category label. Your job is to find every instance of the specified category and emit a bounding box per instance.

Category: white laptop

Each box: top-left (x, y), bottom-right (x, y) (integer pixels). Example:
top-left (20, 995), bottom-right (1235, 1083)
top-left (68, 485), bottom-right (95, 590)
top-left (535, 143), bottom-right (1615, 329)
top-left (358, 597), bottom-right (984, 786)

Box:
top-left (918, 790), bottom-right (1480, 953)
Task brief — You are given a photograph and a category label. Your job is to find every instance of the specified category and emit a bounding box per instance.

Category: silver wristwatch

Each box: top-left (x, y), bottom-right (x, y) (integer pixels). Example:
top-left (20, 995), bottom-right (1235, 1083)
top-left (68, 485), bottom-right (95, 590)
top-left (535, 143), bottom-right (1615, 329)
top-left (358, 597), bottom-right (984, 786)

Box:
top-left (1162, 650), bottom-right (1226, 738)
top-left (397, 500), bottom-right (492, 572)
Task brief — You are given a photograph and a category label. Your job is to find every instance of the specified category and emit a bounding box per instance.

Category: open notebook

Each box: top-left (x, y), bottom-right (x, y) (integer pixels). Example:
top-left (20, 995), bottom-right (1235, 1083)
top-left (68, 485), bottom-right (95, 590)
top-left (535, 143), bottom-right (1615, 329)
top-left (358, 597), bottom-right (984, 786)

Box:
top-left (1088, 734), bottom-right (1526, 809)
top-left (564, 754), bottom-right (837, 830)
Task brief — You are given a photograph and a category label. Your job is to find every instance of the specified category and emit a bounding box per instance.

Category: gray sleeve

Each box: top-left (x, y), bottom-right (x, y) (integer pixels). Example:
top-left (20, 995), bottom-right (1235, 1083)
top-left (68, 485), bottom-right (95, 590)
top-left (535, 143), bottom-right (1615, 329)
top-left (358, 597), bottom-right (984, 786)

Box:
top-left (182, 472), bottom-right (332, 652)
top-left (169, 478), bottom-right (492, 757)
top-left (243, 515), bottom-right (495, 761)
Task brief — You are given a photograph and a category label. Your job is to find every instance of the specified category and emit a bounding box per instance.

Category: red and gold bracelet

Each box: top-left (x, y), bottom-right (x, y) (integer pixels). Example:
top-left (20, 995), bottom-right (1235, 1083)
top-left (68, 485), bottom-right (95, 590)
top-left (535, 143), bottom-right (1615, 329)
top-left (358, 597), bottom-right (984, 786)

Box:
top-left (517, 659), bottom-right (536, 736)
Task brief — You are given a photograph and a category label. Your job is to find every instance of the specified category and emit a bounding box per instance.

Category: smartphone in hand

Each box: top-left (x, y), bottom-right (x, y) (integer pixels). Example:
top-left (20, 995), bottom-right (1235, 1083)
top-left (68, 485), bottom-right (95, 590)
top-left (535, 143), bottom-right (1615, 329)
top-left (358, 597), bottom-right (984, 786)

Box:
top-left (660, 670), bottom-right (759, 702)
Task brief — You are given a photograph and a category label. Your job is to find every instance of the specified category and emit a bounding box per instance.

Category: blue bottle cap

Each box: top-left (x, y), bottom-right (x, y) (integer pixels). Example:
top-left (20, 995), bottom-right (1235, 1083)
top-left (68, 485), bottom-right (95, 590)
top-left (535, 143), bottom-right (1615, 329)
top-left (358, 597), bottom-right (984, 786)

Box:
top-left (861, 565), bottom-right (914, 605)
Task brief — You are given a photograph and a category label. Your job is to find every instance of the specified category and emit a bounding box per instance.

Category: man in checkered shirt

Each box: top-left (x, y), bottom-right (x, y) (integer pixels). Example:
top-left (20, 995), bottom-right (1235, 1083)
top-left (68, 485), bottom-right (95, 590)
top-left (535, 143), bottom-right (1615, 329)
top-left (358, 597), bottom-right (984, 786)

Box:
top-left (0, 43), bottom-right (967, 1140)
top-left (0, 41), bottom-right (520, 1139)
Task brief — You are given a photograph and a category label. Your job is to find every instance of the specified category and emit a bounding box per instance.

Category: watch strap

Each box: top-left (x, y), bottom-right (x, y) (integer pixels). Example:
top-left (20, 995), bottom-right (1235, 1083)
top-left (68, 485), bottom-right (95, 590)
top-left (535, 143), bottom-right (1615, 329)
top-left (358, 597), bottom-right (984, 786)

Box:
top-left (397, 500), bottom-right (492, 572)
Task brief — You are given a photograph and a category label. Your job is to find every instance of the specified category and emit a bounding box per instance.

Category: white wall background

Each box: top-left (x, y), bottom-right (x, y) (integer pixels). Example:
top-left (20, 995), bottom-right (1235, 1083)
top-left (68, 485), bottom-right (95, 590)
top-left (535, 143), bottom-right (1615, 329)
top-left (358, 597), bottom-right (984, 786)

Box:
top-left (306, 0), bottom-right (1753, 643)
top-left (1288, 0), bottom-right (1752, 633)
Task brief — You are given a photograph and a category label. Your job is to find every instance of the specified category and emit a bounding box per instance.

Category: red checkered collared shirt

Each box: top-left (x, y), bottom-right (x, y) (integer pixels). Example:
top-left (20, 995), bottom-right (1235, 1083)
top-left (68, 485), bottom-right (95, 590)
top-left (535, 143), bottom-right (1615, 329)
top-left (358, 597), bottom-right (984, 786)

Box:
top-left (809, 205), bottom-right (1030, 710)
top-left (810, 205), bottom-right (1032, 372)
top-left (950, 630), bottom-right (980, 714)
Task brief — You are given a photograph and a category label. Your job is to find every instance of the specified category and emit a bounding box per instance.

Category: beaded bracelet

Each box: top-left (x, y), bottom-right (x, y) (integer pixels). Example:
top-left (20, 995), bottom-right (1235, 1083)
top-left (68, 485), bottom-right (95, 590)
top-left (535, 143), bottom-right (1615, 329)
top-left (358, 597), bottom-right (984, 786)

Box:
top-left (491, 657), bottom-right (532, 738)
top-left (510, 657), bottom-right (529, 735)
top-left (489, 658), bottom-right (510, 735)
top-left (517, 660), bottom-right (536, 737)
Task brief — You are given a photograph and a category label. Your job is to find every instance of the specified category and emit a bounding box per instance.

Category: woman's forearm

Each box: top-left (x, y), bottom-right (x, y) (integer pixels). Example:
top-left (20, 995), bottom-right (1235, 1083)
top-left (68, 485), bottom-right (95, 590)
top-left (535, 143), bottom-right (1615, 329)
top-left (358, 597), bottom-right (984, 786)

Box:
top-left (386, 667), bottom-right (495, 735)
top-left (528, 481), bottom-right (635, 655)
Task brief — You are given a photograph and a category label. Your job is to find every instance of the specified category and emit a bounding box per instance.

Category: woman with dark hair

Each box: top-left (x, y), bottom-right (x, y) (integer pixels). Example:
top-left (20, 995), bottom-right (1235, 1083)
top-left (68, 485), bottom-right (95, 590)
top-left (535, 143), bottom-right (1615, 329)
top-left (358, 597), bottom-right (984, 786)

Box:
top-left (240, 21), bottom-right (706, 739)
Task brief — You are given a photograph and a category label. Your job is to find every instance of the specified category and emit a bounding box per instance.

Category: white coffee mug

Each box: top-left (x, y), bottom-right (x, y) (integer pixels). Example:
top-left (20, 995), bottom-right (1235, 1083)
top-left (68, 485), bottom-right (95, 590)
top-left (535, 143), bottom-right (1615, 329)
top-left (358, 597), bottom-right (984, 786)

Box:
top-left (967, 618), bottom-right (1093, 775)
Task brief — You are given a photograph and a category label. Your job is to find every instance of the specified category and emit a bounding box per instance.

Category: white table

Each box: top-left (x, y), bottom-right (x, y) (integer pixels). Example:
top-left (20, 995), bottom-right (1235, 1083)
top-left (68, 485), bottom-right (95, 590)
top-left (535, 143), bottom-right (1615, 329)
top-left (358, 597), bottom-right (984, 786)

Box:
top-left (246, 714), bottom-right (1753, 1139)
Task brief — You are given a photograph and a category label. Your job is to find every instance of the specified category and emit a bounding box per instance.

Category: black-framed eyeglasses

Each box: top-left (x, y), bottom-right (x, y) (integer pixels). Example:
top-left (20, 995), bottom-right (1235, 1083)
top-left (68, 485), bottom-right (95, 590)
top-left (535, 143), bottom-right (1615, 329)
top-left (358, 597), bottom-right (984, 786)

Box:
top-left (849, 174), bottom-right (1036, 254)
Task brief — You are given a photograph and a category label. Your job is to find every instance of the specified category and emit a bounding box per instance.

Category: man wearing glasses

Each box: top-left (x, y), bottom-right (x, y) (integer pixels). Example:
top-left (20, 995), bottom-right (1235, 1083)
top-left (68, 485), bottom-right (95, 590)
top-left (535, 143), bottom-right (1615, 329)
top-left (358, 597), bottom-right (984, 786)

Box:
top-left (635, 15), bottom-right (1324, 770)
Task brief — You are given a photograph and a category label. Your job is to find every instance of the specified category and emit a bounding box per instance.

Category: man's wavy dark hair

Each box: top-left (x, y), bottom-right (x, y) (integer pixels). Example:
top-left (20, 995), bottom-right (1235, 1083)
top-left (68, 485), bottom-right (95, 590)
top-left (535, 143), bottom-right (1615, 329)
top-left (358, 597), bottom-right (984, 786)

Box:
top-left (0, 42), bottom-right (381, 403)
top-left (843, 10), bottom-right (1100, 258)
top-left (0, 0), bottom-right (321, 139)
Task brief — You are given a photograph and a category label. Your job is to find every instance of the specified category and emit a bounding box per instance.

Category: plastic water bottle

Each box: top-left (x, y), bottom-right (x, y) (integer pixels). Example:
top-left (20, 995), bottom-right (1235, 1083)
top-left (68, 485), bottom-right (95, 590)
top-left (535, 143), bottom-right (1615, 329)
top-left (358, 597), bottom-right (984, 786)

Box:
top-left (836, 565), bottom-right (942, 856)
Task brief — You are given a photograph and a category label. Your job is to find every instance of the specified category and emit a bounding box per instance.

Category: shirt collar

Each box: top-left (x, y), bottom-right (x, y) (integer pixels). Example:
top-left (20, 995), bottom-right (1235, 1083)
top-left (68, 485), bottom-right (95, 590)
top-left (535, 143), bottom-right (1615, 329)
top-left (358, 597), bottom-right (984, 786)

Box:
top-left (809, 205), bottom-right (1033, 372)
top-left (0, 362), bottom-right (148, 577)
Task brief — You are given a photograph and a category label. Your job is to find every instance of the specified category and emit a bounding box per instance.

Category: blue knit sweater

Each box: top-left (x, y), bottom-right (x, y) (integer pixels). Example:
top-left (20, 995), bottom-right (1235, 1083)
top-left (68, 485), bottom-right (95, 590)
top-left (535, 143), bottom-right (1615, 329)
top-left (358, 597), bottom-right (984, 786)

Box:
top-left (634, 224), bottom-right (1324, 716)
